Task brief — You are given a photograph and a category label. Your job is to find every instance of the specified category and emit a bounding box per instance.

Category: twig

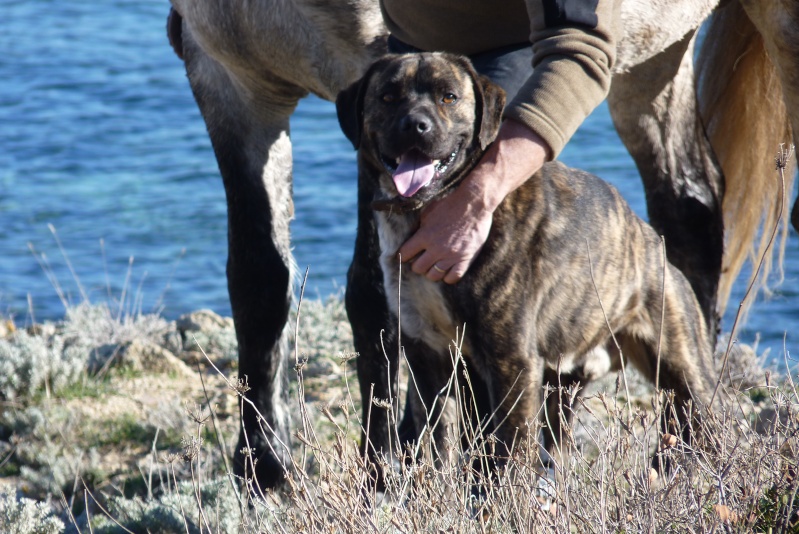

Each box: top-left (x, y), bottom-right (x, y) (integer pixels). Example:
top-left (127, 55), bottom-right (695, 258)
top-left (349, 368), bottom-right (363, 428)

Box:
top-left (294, 266), bottom-right (311, 473)
top-left (81, 478), bottom-right (136, 534)
top-left (28, 243), bottom-right (68, 310)
top-left (655, 236), bottom-right (667, 392)
top-left (196, 362), bottom-right (244, 517)
top-left (48, 223), bottom-right (89, 303)
top-left (84, 489), bottom-right (93, 534)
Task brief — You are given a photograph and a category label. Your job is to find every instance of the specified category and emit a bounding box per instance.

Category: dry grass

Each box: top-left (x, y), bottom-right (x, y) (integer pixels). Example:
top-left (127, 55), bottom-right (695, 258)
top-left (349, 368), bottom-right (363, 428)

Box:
top-left (0, 293), bottom-right (796, 533)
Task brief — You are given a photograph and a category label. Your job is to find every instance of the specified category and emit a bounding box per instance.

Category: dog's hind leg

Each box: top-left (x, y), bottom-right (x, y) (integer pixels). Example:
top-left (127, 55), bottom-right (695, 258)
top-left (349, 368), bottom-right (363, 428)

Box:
top-left (541, 367), bottom-right (589, 468)
top-left (618, 266), bottom-right (716, 458)
top-left (181, 31), bottom-right (307, 490)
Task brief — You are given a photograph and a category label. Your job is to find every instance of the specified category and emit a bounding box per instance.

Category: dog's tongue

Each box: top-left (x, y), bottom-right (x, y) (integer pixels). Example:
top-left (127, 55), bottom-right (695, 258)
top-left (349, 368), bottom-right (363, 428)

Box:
top-left (393, 150), bottom-right (435, 197)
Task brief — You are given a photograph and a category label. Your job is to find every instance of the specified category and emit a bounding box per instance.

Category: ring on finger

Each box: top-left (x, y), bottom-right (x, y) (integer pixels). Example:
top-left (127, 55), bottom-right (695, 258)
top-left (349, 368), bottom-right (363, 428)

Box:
top-left (432, 264), bottom-right (447, 274)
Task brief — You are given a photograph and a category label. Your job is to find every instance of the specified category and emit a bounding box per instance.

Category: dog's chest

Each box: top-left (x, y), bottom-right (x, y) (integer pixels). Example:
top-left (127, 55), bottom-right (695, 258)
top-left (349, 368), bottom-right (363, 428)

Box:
top-left (376, 212), bottom-right (457, 350)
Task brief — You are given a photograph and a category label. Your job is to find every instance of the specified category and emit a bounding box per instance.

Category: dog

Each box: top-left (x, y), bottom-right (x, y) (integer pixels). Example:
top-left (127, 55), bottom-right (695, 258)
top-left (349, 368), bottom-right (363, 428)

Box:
top-left (336, 52), bottom-right (717, 470)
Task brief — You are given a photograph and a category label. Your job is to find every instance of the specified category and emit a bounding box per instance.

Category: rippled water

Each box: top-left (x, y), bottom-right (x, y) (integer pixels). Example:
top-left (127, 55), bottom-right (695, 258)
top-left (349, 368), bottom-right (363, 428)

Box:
top-left (1, 0), bottom-right (797, 361)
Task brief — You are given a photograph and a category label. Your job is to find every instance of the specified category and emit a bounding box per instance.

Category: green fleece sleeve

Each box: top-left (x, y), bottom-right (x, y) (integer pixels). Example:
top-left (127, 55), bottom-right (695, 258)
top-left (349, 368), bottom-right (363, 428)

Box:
top-left (504, 0), bottom-right (621, 158)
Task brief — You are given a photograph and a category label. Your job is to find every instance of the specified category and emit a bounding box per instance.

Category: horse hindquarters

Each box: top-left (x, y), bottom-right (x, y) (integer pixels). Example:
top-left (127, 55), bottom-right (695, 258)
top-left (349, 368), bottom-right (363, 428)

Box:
top-left (182, 31), bottom-right (300, 489)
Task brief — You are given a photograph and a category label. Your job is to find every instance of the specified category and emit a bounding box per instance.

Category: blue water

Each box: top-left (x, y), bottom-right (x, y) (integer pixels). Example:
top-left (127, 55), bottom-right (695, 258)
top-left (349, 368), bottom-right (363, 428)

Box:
top-left (1, 1), bottom-right (797, 362)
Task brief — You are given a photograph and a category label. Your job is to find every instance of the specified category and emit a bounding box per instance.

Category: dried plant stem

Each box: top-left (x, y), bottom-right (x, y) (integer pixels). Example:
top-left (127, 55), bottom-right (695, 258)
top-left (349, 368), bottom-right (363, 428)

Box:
top-left (81, 479), bottom-right (136, 534)
top-left (655, 236), bottom-right (667, 393)
top-left (712, 144), bottom-right (793, 405)
top-left (294, 266), bottom-right (311, 473)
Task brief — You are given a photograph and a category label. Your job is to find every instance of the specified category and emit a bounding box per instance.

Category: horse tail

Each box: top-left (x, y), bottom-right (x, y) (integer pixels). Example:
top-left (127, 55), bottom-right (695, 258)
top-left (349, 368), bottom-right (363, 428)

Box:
top-left (696, 0), bottom-right (794, 315)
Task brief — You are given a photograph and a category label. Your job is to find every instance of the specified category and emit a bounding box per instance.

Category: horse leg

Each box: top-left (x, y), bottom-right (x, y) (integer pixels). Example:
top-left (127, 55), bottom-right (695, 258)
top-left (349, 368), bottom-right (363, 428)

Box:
top-left (182, 27), bottom-right (306, 490)
top-left (607, 31), bottom-right (724, 339)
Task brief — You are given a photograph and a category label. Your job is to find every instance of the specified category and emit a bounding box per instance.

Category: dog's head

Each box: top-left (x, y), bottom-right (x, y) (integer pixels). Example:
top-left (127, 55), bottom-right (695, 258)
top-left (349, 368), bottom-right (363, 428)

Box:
top-left (336, 53), bottom-right (505, 211)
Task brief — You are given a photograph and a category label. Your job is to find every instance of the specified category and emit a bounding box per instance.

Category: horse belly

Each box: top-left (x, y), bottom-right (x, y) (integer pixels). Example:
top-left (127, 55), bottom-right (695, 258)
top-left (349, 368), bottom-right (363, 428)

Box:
top-left (616, 0), bottom-right (718, 71)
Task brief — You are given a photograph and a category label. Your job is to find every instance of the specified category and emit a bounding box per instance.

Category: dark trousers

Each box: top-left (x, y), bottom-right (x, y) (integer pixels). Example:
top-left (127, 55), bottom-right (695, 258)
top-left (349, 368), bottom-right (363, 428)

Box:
top-left (387, 35), bottom-right (533, 103)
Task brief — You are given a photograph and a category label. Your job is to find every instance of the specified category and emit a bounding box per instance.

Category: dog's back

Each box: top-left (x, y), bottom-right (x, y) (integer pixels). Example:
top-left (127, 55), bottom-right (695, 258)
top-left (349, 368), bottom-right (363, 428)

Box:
top-left (456, 161), bottom-right (712, 384)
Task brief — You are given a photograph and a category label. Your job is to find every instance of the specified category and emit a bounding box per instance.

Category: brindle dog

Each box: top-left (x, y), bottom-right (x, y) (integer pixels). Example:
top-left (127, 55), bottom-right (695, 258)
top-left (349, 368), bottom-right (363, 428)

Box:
top-left (336, 52), bottom-right (716, 471)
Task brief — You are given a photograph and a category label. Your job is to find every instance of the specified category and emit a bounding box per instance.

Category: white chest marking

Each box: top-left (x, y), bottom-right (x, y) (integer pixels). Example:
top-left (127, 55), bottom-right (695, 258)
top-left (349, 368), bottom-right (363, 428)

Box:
top-left (376, 212), bottom-right (456, 351)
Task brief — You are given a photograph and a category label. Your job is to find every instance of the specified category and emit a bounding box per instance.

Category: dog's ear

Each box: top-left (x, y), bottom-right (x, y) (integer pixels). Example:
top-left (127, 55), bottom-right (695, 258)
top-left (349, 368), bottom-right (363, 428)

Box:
top-left (336, 76), bottom-right (368, 149)
top-left (336, 57), bottom-right (392, 149)
top-left (446, 54), bottom-right (506, 150)
top-left (473, 73), bottom-right (506, 150)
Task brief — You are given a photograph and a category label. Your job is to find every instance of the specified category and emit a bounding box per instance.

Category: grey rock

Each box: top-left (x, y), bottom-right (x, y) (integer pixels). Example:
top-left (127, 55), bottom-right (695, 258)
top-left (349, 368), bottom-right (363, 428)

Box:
top-left (176, 309), bottom-right (232, 334)
top-left (92, 340), bottom-right (192, 376)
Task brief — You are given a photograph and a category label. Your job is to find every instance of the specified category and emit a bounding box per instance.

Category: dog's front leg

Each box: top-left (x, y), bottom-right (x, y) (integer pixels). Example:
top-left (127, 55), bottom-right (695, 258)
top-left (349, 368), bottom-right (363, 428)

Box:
top-left (483, 353), bottom-right (544, 468)
top-left (402, 337), bottom-right (463, 471)
top-left (346, 171), bottom-right (400, 491)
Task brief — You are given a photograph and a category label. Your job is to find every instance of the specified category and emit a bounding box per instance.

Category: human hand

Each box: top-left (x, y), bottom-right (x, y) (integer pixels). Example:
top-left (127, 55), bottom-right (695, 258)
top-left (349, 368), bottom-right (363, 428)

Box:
top-left (398, 119), bottom-right (550, 283)
top-left (398, 182), bottom-right (494, 284)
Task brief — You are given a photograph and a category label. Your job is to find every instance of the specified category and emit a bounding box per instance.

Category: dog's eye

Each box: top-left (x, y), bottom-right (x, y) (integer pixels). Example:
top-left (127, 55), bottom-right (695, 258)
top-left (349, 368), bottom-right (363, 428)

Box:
top-left (441, 93), bottom-right (457, 104)
top-left (382, 93), bottom-right (396, 103)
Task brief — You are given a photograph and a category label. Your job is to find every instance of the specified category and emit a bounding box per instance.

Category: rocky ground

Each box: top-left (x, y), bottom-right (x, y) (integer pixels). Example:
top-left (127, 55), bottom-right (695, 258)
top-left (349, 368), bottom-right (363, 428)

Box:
top-left (0, 297), bottom-right (362, 529)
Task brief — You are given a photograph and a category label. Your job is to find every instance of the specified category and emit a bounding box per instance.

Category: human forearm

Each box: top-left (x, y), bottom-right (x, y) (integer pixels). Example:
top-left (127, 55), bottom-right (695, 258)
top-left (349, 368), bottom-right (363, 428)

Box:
top-left (506, 0), bottom-right (620, 157)
top-left (461, 118), bottom-right (551, 214)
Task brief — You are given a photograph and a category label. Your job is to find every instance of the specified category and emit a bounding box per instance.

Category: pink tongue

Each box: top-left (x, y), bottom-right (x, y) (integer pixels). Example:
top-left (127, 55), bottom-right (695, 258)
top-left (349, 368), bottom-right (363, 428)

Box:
top-left (393, 151), bottom-right (435, 197)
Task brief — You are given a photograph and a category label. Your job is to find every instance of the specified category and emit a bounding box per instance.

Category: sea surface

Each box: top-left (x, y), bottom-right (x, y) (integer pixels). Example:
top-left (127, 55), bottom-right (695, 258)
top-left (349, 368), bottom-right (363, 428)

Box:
top-left (2, 1), bottom-right (797, 362)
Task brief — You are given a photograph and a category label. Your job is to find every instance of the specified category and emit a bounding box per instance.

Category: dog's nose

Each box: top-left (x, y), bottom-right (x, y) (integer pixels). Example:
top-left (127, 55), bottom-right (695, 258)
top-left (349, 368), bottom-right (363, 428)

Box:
top-left (401, 114), bottom-right (432, 135)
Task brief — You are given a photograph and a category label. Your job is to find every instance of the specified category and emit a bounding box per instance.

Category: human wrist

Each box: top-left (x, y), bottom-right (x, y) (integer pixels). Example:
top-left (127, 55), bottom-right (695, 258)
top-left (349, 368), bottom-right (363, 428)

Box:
top-left (462, 119), bottom-right (550, 212)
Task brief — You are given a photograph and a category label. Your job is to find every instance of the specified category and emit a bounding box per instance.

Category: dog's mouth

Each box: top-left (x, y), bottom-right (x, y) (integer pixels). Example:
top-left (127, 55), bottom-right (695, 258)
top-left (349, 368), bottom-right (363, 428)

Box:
top-left (381, 144), bottom-right (461, 198)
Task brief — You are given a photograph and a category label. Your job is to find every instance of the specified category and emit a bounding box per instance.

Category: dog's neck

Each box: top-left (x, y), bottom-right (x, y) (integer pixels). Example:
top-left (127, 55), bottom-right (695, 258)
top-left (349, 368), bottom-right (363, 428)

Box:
top-left (371, 196), bottom-right (424, 213)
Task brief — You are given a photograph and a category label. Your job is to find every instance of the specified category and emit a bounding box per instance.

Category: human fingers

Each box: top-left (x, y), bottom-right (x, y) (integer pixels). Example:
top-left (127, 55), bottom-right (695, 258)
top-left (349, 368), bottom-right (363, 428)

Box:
top-left (442, 259), bottom-right (471, 284)
top-left (398, 232), bottom-right (426, 266)
top-left (408, 248), bottom-right (437, 276)
top-left (424, 262), bottom-right (449, 282)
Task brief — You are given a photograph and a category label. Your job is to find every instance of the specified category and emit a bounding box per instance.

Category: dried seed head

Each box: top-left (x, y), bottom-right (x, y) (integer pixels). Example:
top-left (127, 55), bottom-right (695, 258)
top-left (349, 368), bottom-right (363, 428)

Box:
top-left (648, 468), bottom-right (658, 485)
top-left (185, 402), bottom-right (210, 425)
top-left (775, 144), bottom-right (794, 170)
top-left (372, 397), bottom-right (392, 409)
top-left (661, 433), bottom-right (677, 449)
top-left (161, 452), bottom-right (180, 464)
top-left (181, 435), bottom-right (202, 462)
top-left (230, 375), bottom-right (251, 394)
top-left (337, 351), bottom-right (359, 362)
top-left (714, 504), bottom-right (736, 524)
